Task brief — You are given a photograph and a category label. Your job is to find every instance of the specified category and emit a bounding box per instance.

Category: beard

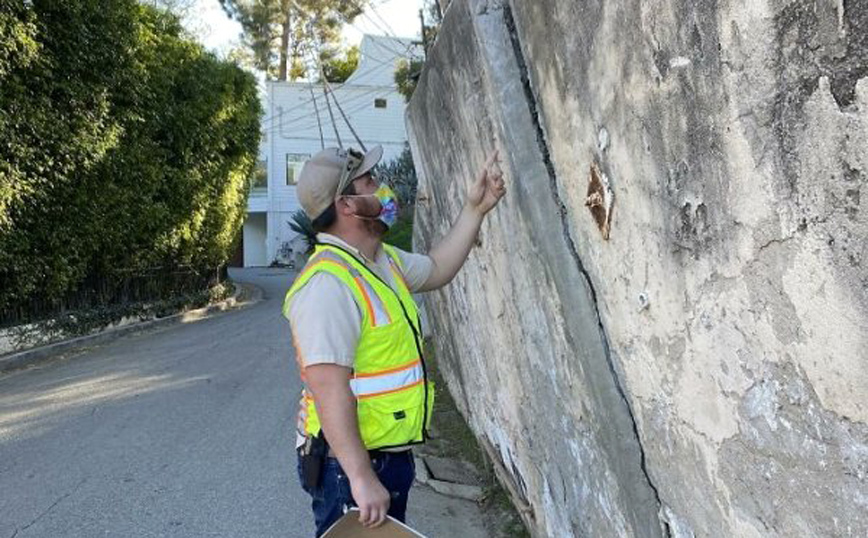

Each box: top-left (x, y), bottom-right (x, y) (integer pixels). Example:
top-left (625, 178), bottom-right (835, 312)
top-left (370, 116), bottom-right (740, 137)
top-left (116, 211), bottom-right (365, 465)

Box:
top-left (363, 218), bottom-right (389, 238)
top-left (350, 197), bottom-right (389, 237)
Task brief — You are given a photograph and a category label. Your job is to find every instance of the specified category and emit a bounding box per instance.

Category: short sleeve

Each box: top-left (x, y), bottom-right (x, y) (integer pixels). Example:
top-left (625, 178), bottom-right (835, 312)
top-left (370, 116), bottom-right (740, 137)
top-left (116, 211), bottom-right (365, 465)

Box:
top-left (393, 248), bottom-right (434, 293)
top-left (286, 272), bottom-right (362, 368)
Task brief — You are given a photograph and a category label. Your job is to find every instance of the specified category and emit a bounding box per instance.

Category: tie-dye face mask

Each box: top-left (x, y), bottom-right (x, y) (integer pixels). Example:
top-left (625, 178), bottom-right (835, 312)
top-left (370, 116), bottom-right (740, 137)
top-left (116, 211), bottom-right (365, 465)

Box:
top-left (373, 183), bottom-right (400, 228)
top-left (346, 183), bottom-right (399, 229)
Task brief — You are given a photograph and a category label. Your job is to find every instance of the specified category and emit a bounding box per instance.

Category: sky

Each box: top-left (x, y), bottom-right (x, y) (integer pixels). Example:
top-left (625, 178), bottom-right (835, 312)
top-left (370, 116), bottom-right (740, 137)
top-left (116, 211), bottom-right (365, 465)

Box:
top-left (187, 0), bottom-right (426, 58)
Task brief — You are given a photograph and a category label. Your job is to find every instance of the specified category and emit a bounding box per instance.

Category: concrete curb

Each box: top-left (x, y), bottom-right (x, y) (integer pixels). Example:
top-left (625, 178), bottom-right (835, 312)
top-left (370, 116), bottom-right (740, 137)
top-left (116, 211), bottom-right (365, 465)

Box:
top-left (414, 456), bottom-right (485, 502)
top-left (0, 281), bottom-right (264, 374)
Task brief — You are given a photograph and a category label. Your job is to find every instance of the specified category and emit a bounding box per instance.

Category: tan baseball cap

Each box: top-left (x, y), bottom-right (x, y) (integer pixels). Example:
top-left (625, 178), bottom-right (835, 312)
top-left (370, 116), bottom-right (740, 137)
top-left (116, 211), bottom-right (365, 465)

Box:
top-left (296, 145), bottom-right (384, 220)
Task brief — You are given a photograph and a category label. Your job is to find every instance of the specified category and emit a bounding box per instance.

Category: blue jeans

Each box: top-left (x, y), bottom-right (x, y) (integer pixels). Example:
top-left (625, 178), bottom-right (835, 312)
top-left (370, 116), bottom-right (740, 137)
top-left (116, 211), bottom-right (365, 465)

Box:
top-left (296, 450), bottom-right (416, 538)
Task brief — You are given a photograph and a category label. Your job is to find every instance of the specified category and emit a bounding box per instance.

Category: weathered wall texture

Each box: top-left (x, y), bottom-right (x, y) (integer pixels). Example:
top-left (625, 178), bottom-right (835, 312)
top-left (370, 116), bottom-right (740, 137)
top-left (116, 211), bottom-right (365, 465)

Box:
top-left (406, 0), bottom-right (868, 536)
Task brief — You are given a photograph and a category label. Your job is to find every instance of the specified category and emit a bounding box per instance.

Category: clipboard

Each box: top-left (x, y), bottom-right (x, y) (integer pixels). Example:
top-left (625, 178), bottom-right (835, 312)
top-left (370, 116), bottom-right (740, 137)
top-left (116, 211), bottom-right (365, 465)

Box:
top-left (321, 508), bottom-right (428, 538)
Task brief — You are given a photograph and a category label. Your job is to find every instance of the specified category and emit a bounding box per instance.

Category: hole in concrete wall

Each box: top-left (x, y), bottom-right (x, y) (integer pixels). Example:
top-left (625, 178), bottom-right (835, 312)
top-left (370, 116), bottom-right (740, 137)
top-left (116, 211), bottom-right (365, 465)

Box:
top-left (585, 162), bottom-right (615, 240)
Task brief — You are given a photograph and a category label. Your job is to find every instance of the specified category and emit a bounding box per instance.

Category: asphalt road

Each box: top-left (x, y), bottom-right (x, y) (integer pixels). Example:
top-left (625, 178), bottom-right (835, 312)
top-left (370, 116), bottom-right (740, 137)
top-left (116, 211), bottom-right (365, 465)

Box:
top-left (0, 269), bottom-right (308, 537)
top-left (0, 268), bottom-right (489, 538)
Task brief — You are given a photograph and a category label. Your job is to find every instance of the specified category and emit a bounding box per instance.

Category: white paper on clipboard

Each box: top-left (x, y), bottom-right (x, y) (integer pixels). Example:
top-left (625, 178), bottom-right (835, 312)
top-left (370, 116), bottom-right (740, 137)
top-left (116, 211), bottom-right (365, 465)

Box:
top-left (321, 508), bottom-right (428, 538)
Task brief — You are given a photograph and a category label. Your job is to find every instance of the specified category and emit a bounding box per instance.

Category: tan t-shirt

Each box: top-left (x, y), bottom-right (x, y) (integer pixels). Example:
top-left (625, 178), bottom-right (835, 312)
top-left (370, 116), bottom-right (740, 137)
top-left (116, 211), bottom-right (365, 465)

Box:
top-left (286, 234), bottom-right (433, 449)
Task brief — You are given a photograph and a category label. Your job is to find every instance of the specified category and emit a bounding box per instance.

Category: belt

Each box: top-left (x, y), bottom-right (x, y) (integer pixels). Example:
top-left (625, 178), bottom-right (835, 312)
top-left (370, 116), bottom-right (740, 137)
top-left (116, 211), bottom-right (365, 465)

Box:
top-left (326, 447), bottom-right (411, 459)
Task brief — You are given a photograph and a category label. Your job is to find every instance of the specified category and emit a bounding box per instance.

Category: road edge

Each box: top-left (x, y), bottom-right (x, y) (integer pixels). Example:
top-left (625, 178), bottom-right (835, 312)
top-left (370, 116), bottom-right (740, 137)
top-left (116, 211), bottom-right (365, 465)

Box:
top-left (0, 281), bottom-right (264, 374)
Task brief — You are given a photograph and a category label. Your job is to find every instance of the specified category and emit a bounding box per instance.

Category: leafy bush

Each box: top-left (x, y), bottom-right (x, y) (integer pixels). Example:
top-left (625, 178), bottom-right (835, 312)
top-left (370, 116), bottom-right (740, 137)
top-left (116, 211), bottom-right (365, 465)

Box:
top-left (394, 58), bottom-right (425, 103)
top-left (383, 212), bottom-right (414, 252)
top-left (321, 45), bottom-right (360, 83)
top-left (288, 209), bottom-right (317, 254)
top-left (0, 0), bottom-right (261, 319)
top-left (373, 144), bottom-right (418, 208)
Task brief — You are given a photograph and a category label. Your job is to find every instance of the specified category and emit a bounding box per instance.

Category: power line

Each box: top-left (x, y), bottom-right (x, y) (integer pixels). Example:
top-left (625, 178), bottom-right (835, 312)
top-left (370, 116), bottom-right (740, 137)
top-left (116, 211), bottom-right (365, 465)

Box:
top-left (306, 68), bottom-right (325, 149)
top-left (273, 93), bottom-right (385, 137)
top-left (257, 9), bottom-right (418, 126)
top-left (356, 22), bottom-right (416, 58)
top-left (267, 87), bottom-right (385, 135)
top-left (338, 0), bottom-right (418, 58)
top-left (362, 1), bottom-right (421, 58)
top-left (257, 0), bottom-right (415, 142)
top-left (326, 78), bottom-right (367, 151)
top-left (320, 76), bottom-right (342, 147)
top-left (261, 49), bottom-right (406, 131)
top-left (367, 1), bottom-right (398, 33)
top-left (262, 83), bottom-right (385, 130)
top-left (308, 40), bottom-right (366, 151)
top-left (258, 57), bottom-right (402, 128)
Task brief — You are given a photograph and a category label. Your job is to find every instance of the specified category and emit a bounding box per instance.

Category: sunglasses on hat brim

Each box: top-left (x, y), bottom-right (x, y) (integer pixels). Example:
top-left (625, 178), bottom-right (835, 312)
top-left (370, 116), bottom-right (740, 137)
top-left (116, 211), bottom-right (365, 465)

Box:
top-left (336, 148), bottom-right (366, 196)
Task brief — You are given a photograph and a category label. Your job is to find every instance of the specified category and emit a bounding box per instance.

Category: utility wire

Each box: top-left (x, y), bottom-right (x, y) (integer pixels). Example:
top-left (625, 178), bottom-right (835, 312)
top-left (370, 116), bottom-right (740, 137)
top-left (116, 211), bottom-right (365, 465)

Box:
top-left (309, 41), bottom-right (367, 151)
top-left (259, 16), bottom-right (417, 126)
top-left (267, 87), bottom-right (384, 137)
top-left (263, 85), bottom-right (385, 130)
top-left (259, 0), bottom-right (416, 128)
top-left (271, 87), bottom-right (384, 134)
top-left (259, 0), bottom-right (412, 143)
top-left (337, 0), bottom-right (417, 58)
top-left (348, 0), bottom-right (403, 43)
top-left (363, 1), bottom-right (421, 58)
top-left (258, 57), bottom-right (401, 128)
top-left (306, 69), bottom-right (325, 149)
top-left (321, 79), bottom-right (342, 147)
top-left (275, 97), bottom-right (381, 136)
top-left (327, 77), bottom-right (367, 151)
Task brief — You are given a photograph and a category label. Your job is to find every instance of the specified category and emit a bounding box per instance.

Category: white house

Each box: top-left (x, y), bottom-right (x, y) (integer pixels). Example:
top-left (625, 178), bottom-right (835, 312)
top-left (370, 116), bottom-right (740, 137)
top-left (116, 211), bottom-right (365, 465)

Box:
top-left (240, 34), bottom-right (420, 267)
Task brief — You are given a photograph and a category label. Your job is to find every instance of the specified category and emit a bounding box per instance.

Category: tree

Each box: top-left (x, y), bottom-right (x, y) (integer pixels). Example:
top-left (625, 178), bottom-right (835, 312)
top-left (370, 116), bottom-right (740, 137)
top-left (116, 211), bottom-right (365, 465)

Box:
top-left (141, 0), bottom-right (196, 17)
top-left (140, 0), bottom-right (209, 38)
top-left (393, 0), bottom-right (437, 102)
top-left (321, 44), bottom-right (359, 83)
top-left (394, 58), bottom-right (424, 102)
top-left (218, 0), bottom-right (366, 81)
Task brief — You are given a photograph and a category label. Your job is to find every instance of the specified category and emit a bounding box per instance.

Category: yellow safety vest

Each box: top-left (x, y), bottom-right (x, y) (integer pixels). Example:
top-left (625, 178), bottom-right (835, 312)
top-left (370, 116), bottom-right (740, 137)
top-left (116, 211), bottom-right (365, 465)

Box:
top-left (284, 243), bottom-right (434, 450)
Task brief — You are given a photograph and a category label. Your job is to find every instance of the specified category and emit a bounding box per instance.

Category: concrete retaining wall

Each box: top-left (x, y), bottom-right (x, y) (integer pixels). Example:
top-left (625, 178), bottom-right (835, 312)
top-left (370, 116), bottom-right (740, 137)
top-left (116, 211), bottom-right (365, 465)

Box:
top-left (406, 1), bottom-right (868, 536)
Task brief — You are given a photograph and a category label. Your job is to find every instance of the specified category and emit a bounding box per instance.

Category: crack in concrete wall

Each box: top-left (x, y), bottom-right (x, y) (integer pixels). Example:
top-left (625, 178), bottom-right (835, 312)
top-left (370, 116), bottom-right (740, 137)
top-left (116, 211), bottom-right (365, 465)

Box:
top-left (501, 4), bottom-right (669, 534)
top-left (408, 1), bottom-right (667, 536)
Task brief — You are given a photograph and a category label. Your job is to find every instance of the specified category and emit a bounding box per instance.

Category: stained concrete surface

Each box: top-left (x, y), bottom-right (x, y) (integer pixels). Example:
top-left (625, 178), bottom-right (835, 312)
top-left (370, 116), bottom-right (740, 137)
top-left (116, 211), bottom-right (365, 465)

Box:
top-left (408, 0), bottom-right (868, 536)
top-left (0, 268), bottom-right (488, 538)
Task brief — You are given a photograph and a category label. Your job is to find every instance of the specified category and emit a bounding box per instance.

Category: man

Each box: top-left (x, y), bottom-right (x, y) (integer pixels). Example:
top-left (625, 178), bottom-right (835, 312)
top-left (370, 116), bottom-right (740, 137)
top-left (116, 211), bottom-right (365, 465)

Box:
top-left (283, 144), bottom-right (505, 537)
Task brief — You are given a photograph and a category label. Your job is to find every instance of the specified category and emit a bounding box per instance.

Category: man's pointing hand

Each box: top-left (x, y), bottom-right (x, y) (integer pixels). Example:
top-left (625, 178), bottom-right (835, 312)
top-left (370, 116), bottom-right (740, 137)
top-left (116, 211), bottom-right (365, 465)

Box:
top-left (467, 149), bottom-right (507, 215)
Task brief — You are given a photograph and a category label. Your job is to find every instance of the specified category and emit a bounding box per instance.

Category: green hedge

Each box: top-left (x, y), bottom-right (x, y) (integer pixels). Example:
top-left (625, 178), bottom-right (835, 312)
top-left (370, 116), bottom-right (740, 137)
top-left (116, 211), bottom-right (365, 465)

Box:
top-left (0, 0), bottom-right (261, 315)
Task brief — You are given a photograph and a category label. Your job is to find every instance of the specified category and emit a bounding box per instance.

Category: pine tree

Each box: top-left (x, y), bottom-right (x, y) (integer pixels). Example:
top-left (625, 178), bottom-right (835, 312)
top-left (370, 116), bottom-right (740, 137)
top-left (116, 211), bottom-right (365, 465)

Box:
top-left (219, 0), bottom-right (366, 81)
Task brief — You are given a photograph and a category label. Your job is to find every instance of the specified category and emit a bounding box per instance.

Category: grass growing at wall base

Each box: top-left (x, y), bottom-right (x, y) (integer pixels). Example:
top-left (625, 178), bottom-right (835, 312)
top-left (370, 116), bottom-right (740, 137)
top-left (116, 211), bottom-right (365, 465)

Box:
top-left (392, 207), bottom-right (528, 536)
top-left (423, 338), bottom-right (531, 538)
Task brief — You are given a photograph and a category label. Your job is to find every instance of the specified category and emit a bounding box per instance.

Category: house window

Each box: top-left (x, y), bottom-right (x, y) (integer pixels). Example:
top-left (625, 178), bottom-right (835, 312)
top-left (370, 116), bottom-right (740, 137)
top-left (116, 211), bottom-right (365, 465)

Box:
top-left (374, 98), bottom-right (387, 109)
top-left (252, 159), bottom-right (268, 193)
top-left (286, 153), bottom-right (309, 186)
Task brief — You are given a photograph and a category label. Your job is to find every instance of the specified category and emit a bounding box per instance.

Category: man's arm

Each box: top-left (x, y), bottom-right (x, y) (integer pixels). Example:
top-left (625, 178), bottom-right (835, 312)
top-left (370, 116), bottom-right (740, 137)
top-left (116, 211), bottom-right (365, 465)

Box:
top-left (304, 364), bottom-right (390, 528)
top-left (420, 150), bottom-right (507, 292)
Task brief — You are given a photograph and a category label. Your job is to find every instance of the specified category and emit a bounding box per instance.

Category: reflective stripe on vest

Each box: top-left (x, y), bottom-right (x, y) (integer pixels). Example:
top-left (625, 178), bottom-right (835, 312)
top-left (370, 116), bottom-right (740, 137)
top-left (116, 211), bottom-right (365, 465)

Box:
top-left (350, 359), bottom-right (423, 399)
